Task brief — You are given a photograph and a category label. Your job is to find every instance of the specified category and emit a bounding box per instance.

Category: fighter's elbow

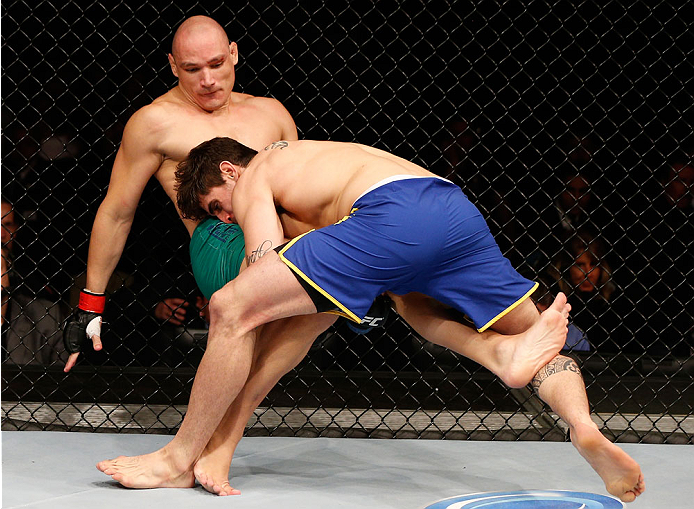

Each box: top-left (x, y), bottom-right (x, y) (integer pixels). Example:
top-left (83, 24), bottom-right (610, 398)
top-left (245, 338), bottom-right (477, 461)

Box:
top-left (97, 196), bottom-right (136, 224)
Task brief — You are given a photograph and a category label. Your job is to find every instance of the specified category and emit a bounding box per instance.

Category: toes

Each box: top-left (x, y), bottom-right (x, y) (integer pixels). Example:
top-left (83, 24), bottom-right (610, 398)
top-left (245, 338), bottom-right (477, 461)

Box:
top-left (635, 479), bottom-right (646, 495)
top-left (551, 292), bottom-right (567, 310)
top-left (219, 482), bottom-right (240, 496)
top-left (621, 492), bottom-right (636, 503)
top-left (97, 460), bottom-right (115, 472)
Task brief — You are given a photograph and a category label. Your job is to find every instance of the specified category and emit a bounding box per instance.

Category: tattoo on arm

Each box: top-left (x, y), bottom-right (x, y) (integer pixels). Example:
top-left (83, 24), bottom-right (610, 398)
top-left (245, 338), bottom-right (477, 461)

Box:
top-left (531, 356), bottom-right (581, 394)
top-left (247, 240), bottom-right (273, 265)
top-left (264, 141), bottom-right (289, 151)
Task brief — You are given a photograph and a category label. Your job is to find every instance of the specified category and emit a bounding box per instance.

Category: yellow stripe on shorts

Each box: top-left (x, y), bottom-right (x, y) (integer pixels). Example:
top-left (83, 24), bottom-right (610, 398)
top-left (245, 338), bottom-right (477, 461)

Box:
top-left (278, 230), bottom-right (361, 323)
top-left (477, 281), bottom-right (539, 332)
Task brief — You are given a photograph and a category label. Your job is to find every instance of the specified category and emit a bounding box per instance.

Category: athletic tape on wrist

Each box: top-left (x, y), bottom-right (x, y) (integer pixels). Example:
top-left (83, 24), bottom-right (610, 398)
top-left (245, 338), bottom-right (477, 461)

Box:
top-left (85, 316), bottom-right (102, 339)
top-left (79, 289), bottom-right (106, 314)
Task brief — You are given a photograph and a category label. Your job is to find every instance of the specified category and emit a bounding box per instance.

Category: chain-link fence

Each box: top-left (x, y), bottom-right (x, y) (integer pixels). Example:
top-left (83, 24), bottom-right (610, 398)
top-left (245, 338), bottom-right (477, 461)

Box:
top-left (2, 1), bottom-right (692, 443)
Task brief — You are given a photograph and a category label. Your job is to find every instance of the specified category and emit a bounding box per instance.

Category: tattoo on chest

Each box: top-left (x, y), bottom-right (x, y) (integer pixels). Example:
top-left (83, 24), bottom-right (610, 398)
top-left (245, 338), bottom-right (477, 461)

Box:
top-left (531, 356), bottom-right (581, 393)
top-left (247, 240), bottom-right (273, 265)
top-left (264, 141), bottom-right (288, 151)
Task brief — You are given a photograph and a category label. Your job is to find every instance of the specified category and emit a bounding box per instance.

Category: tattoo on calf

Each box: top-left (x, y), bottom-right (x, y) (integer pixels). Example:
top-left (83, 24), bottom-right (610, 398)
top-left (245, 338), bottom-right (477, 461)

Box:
top-left (264, 141), bottom-right (289, 151)
top-left (247, 240), bottom-right (273, 265)
top-left (531, 356), bottom-right (580, 393)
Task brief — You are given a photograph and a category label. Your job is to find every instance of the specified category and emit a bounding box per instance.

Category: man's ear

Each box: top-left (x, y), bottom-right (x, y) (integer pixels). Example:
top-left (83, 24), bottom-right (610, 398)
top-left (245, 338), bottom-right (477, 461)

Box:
top-left (219, 161), bottom-right (239, 180)
top-left (168, 54), bottom-right (179, 78)
top-left (229, 42), bottom-right (239, 65)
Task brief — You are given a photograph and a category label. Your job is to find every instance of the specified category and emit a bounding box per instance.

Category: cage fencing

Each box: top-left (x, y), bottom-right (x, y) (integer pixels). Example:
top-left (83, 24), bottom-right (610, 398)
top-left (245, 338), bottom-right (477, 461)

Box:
top-left (1, 1), bottom-right (692, 443)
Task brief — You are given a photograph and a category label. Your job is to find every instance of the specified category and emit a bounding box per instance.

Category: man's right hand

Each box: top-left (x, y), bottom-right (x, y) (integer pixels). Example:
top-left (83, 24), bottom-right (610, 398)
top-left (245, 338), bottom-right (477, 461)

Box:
top-left (63, 289), bottom-right (105, 372)
top-left (154, 297), bottom-right (190, 326)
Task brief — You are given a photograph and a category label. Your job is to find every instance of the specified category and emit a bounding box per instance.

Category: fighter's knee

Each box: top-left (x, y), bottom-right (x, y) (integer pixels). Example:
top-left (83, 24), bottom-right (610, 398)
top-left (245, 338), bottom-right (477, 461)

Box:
top-left (208, 285), bottom-right (241, 323)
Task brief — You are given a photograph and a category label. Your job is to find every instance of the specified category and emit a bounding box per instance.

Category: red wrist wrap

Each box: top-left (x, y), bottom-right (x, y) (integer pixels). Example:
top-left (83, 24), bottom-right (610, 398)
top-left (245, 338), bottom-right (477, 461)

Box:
top-left (79, 290), bottom-right (106, 314)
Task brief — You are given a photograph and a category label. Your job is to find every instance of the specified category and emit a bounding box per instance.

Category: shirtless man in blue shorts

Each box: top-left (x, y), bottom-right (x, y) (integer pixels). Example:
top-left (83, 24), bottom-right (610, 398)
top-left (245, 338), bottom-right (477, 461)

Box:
top-left (98, 138), bottom-right (644, 502)
top-left (182, 216), bottom-right (562, 495)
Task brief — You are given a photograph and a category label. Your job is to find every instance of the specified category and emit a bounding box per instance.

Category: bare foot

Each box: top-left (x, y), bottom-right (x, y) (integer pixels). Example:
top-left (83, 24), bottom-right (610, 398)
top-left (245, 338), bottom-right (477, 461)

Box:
top-left (571, 422), bottom-right (645, 502)
top-left (193, 443), bottom-right (240, 496)
top-left (96, 448), bottom-right (194, 489)
top-left (498, 292), bottom-right (570, 387)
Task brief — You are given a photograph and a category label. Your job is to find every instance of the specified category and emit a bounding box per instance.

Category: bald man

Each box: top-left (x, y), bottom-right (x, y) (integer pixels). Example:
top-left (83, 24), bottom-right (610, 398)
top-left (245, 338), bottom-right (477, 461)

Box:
top-left (63, 16), bottom-right (300, 372)
top-left (62, 15), bottom-right (334, 491)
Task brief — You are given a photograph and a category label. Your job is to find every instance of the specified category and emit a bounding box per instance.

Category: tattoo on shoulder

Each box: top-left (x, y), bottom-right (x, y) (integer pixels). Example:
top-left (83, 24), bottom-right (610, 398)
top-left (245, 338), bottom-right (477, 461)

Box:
top-left (264, 141), bottom-right (289, 151)
top-left (531, 356), bottom-right (580, 393)
top-left (247, 240), bottom-right (274, 265)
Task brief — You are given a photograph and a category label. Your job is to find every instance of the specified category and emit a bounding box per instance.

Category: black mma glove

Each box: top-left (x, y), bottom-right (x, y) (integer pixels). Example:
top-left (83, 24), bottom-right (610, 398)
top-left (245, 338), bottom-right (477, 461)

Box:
top-left (346, 294), bottom-right (391, 334)
top-left (63, 289), bottom-right (105, 354)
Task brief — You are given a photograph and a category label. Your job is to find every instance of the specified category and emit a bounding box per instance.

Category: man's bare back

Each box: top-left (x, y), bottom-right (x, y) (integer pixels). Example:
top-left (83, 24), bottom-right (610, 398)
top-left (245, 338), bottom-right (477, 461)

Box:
top-left (216, 140), bottom-right (435, 244)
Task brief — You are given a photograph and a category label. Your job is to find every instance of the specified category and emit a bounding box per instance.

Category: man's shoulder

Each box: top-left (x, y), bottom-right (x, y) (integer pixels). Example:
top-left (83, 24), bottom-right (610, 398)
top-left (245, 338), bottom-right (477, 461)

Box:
top-left (230, 93), bottom-right (296, 142)
top-left (231, 93), bottom-right (287, 113)
top-left (140, 91), bottom-right (189, 119)
top-left (125, 94), bottom-right (187, 136)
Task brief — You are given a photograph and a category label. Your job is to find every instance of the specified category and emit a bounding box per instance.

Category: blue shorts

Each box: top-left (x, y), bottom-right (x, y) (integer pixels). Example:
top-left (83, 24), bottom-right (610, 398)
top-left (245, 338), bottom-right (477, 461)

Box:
top-left (279, 176), bottom-right (537, 331)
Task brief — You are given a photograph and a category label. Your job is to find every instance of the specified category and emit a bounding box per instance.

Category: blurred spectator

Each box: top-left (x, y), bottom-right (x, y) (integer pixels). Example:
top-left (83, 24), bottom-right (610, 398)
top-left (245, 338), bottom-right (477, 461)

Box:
top-left (648, 162), bottom-right (694, 287)
top-left (1, 198), bottom-right (57, 301)
top-left (147, 257), bottom-right (211, 368)
top-left (149, 249), bottom-right (210, 328)
top-left (623, 161), bottom-right (694, 358)
top-left (554, 171), bottom-right (594, 232)
top-left (659, 161), bottom-right (693, 212)
top-left (2, 199), bottom-right (66, 365)
top-left (1, 198), bottom-right (67, 365)
top-left (524, 164), bottom-right (616, 275)
top-left (560, 131), bottom-right (598, 169)
top-left (2, 198), bottom-right (19, 253)
top-left (546, 228), bottom-right (632, 353)
top-left (533, 278), bottom-right (590, 352)
top-left (12, 124), bottom-right (101, 300)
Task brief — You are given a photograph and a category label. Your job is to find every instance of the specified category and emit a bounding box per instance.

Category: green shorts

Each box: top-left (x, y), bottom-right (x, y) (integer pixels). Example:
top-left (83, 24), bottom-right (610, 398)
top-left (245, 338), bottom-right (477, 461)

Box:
top-left (189, 218), bottom-right (246, 299)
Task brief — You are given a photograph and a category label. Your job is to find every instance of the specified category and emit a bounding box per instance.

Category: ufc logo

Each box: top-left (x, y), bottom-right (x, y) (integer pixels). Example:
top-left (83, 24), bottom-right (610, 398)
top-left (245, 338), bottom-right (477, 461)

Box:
top-left (360, 316), bottom-right (384, 327)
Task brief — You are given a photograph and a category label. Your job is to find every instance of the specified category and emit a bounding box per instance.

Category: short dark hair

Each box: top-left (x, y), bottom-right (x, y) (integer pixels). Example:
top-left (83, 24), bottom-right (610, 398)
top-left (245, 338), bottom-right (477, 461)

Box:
top-left (175, 137), bottom-right (258, 220)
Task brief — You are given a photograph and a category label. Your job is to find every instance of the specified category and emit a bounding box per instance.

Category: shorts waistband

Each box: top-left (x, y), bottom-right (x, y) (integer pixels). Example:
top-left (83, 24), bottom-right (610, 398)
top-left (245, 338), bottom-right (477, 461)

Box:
top-left (352, 175), bottom-right (453, 206)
